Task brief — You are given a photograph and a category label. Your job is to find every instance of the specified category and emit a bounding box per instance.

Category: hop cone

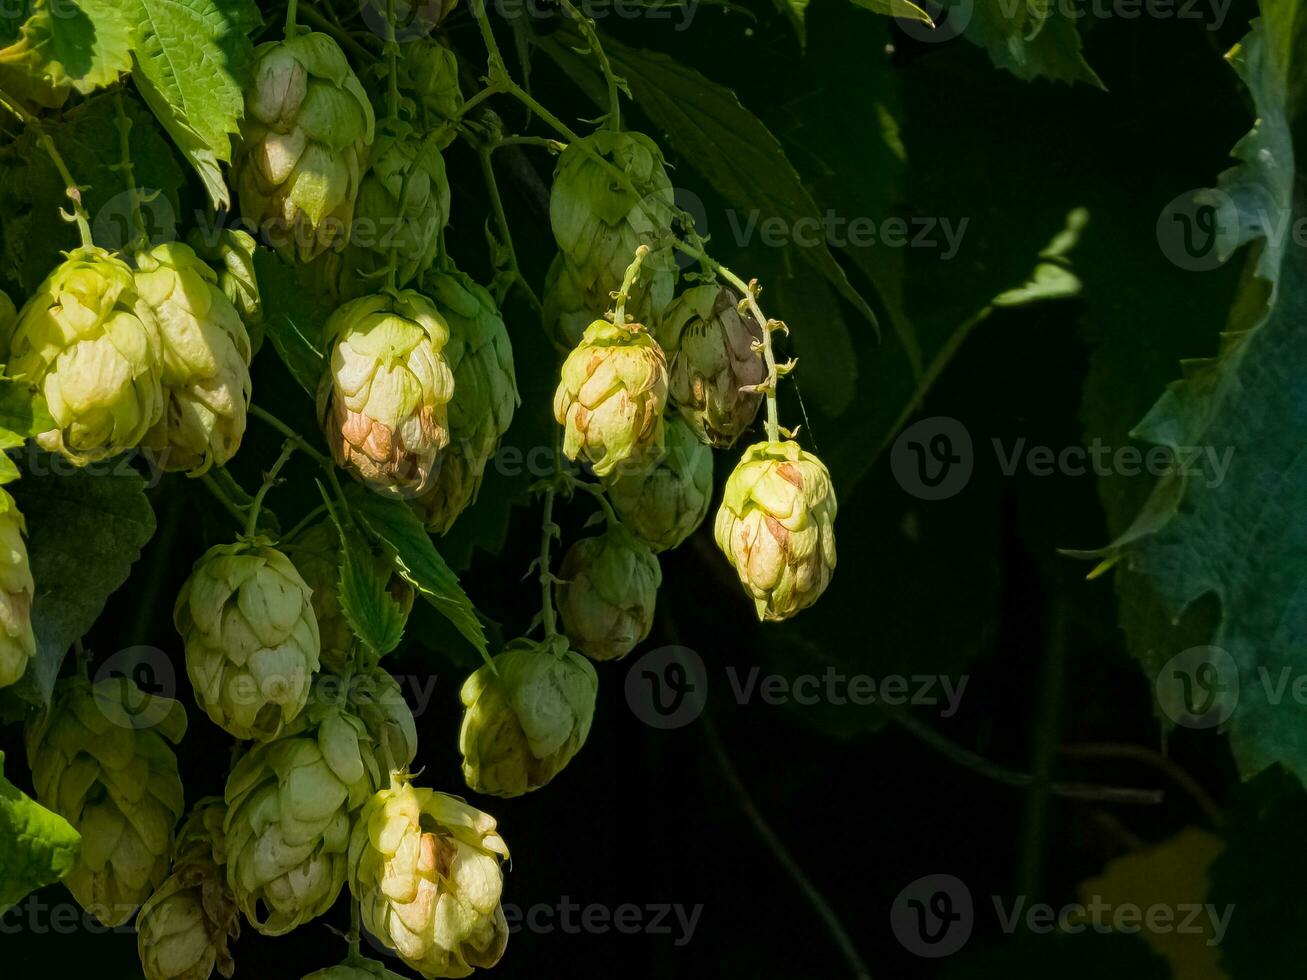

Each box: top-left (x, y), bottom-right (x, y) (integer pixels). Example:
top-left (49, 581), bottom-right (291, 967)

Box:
top-left (136, 798), bottom-right (240, 980)
top-left (661, 284), bottom-right (765, 447)
top-left (0, 286), bottom-right (15, 337)
top-left (135, 242), bottom-right (253, 475)
top-left (553, 318), bottom-right (668, 478)
top-left (400, 40), bottom-right (463, 150)
top-left (186, 229), bottom-right (264, 340)
top-left (715, 440), bottom-right (837, 621)
top-left (0, 487), bottom-right (36, 689)
top-left (7, 246), bottom-right (164, 463)
top-left (605, 414), bottom-right (713, 552)
top-left (412, 268), bottom-right (518, 533)
top-left (25, 675), bottom-right (187, 926)
top-left (174, 536), bottom-right (321, 741)
top-left (348, 776), bottom-right (509, 978)
top-left (459, 636), bottom-right (597, 797)
top-left (556, 524), bottom-right (661, 662)
top-left (318, 290), bottom-right (455, 497)
top-left (303, 959), bottom-right (408, 980)
top-left (236, 32), bottom-right (375, 262)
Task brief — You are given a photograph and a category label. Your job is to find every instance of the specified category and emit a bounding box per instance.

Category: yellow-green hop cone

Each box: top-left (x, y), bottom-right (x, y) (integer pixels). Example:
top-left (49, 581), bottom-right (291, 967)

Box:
top-left (553, 318), bottom-right (668, 478)
top-left (235, 32), bottom-right (375, 262)
top-left (223, 703), bottom-right (381, 936)
top-left (412, 268), bottom-right (518, 533)
top-left (186, 229), bottom-right (264, 343)
top-left (348, 776), bottom-right (509, 978)
top-left (661, 285), bottom-right (765, 448)
top-left (459, 636), bottom-right (597, 797)
top-left (8, 246), bottom-right (164, 464)
top-left (714, 440), bottom-right (837, 621)
top-left (25, 675), bottom-right (187, 927)
top-left (135, 242), bottom-right (253, 475)
top-left (605, 415), bottom-right (713, 552)
top-left (303, 958), bottom-right (409, 980)
top-left (174, 536), bottom-right (321, 741)
top-left (556, 524), bottom-right (661, 662)
top-left (136, 799), bottom-right (240, 980)
top-left (318, 290), bottom-right (455, 498)
top-left (346, 666), bottom-right (419, 769)
top-left (0, 488), bottom-right (36, 689)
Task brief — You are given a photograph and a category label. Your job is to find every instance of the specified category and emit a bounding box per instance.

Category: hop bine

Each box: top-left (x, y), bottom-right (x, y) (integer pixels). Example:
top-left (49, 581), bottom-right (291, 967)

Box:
top-left (715, 440), bottom-right (838, 621)
top-left (556, 523), bottom-right (661, 662)
top-left (25, 675), bottom-right (187, 926)
top-left (605, 414), bottom-right (713, 552)
top-left (348, 775), bottom-right (510, 978)
top-left (459, 636), bottom-right (597, 797)
top-left (318, 290), bottom-right (455, 497)
top-left (135, 242), bottom-right (253, 475)
top-left (5, 246), bottom-right (164, 464)
top-left (235, 32), bottom-right (375, 262)
top-left (0, 487), bottom-right (36, 689)
top-left (174, 536), bottom-right (321, 741)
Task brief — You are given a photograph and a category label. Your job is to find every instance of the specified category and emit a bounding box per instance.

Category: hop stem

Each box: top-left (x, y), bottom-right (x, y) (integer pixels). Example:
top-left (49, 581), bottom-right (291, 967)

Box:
top-left (245, 441), bottom-right (297, 538)
top-left (557, 0), bottom-right (621, 131)
top-left (111, 90), bottom-right (148, 254)
top-left (538, 485), bottom-right (559, 638)
top-left (613, 245), bottom-right (650, 328)
top-left (0, 90), bottom-right (94, 249)
top-left (284, 0), bottom-right (298, 36)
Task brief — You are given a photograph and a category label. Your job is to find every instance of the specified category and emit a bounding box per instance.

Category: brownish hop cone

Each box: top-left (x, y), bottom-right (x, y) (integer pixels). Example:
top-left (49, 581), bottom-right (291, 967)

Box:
top-left (715, 440), bottom-right (837, 621)
top-left (553, 319), bottom-right (668, 478)
top-left (661, 284), bottom-right (766, 448)
top-left (318, 290), bottom-right (455, 497)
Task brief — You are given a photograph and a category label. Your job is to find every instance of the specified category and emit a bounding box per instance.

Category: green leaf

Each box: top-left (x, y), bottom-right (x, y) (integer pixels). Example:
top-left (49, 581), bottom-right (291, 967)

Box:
top-left (343, 486), bottom-right (488, 658)
top-left (942, 0), bottom-right (1102, 87)
top-left (0, 750), bottom-right (80, 914)
top-left (1089, 11), bottom-right (1307, 784)
top-left (129, 0), bottom-right (259, 209)
top-left (0, 379), bottom-right (53, 441)
top-left (0, 0), bottom-right (133, 106)
top-left (335, 528), bottom-right (407, 658)
top-left (539, 31), bottom-right (879, 333)
top-left (848, 0), bottom-right (933, 26)
top-left (252, 249), bottom-right (329, 398)
top-left (7, 457), bottom-right (156, 705)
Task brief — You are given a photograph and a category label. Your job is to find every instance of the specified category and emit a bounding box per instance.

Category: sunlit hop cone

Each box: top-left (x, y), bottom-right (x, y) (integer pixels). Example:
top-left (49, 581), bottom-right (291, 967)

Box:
top-left (287, 521), bottom-right (414, 673)
top-left (25, 675), bottom-right (187, 926)
top-left (556, 524), bottom-right (661, 662)
top-left (174, 537), bottom-right (321, 740)
top-left (553, 318), bottom-right (668, 478)
top-left (135, 242), bottom-right (253, 475)
top-left (223, 695), bottom-right (388, 936)
top-left (136, 798), bottom-right (240, 980)
top-left (303, 958), bottom-right (409, 980)
top-left (318, 290), bottom-right (455, 497)
top-left (605, 414), bottom-right (713, 552)
top-left (6, 246), bottom-right (164, 464)
top-left (0, 487), bottom-right (36, 689)
top-left (399, 39), bottom-right (464, 150)
top-left (715, 440), bottom-right (837, 621)
top-left (235, 32), bottom-right (375, 262)
top-left (348, 775), bottom-right (510, 978)
top-left (661, 284), bottom-right (765, 448)
top-left (412, 268), bottom-right (518, 533)
top-left (186, 229), bottom-right (264, 339)
top-left (459, 636), bottom-right (597, 797)
top-left (547, 131), bottom-right (678, 337)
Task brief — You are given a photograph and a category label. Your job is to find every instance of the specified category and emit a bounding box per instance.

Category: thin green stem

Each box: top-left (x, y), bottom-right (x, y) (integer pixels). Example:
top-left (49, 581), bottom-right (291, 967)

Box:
top-left (297, 6), bottom-right (378, 60)
top-left (246, 441), bottom-right (297, 538)
top-left (557, 0), bottom-right (621, 130)
top-left (348, 898), bottom-right (362, 959)
top-left (384, 0), bottom-right (401, 125)
top-left (538, 486), bottom-right (559, 638)
top-left (284, 0), bottom-right (299, 36)
top-left (568, 476), bottom-right (619, 527)
top-left (283, 502), bottom-right (330, 542)
top-left (0, 90), bottom-right (93, 248)
top-left (249, 404), bottom-right (333, 468)
top-left (478, 145), bottom-right (543, 313)
top-left (111, 90), bottom-right (147, 253)
top-left (613, 245), bottom-right (649, 327)
top-left (200, 471), bottom-right (250, 528)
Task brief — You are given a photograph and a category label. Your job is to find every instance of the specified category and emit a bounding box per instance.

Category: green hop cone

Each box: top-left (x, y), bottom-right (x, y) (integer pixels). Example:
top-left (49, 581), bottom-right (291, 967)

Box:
top-left (236, 32), bottom-right (376, 262)
top-left (412, 268), bottom-right (518, 533)
top-left (287, 521), bottom-right (415, 673)
top-left (556, 524), bottom-right (661, 662)
top-left (174, 536), bottom-right (322, 741)
top-left (547, 131), bottom-right (678, 337)
top-left (134, 242), bottom-right (253, 475)
top-left (398, 39), bottom-right (464, 151)
top-left (459, 636), bottom-right (597, 797)
top-left (7, 246), bottom-right (164, 464)
top-left (0, 285), bottom-right (15, 338)
top-left (25, 675), bottom-right (187, 926)
top-left (186, 229), bottom-right (264, 342)
top-left (318, 290), bottom-right (455, 497)
top-left (0, 487), bottom-right (36, 689)
top-left (303, 959), bottom-right (409, 980)
top-left (223, 699), bottom-right (384, 936)
top-left (136, 798), bottom-right (240, 980)
top-left (605, 414), bottom-right (713, 552)
top-left (348, 776), bottom-right (510, 979)
top-left (344, 666), bottom-right (420, 770)
top-left (715, 440), bottom-right (838, 621)
top-left (553, 318), bottom-right (668, 478)
top-left (661, 285), bottom-right (765, 448)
